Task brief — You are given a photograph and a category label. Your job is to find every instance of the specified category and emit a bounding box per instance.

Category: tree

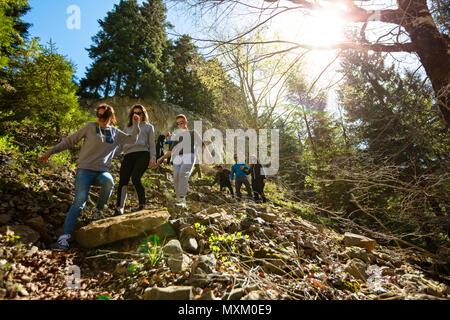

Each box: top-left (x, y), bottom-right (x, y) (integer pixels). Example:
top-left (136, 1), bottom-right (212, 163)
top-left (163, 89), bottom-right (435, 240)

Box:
top-left (0, 40), bottom-right (90, 133)
top-left (79, 0), bottom-right (169, 101)
top-left (217, 31), bottom-right (305, 129)
top-left (0, 0), bottom-right (31, 68)
top-left (137, 0), bottom-right (169, 100)
top-left (164, 35), bottom-right (214, 114)
top-left (337, 50), bottom-right (448, 174)
top-left (171, 0), bottom-right (450, 126)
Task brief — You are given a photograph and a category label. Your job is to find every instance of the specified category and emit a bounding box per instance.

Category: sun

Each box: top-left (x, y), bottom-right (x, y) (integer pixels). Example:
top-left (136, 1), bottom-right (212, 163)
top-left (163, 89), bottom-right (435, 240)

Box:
top-left (270, 7), bottom-right (346, 47)
top-left (268, 7), bottom-right (346, 78)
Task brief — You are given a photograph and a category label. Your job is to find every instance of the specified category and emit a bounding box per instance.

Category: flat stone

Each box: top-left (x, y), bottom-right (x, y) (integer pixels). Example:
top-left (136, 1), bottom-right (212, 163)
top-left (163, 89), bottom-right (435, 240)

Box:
top-left (343, 232), bottom-right (377, 251)
top-left (73, 209), bottom-right (169, 248)
top-left (144, 286), bottom-right (194, 300)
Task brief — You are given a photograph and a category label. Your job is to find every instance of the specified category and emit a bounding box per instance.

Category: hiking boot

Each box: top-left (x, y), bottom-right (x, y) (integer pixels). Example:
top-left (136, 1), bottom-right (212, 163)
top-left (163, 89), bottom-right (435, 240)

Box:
top-left (52, 234), bottom-right (70, 251)
top-left (90, 208), bottom-right (103, 222)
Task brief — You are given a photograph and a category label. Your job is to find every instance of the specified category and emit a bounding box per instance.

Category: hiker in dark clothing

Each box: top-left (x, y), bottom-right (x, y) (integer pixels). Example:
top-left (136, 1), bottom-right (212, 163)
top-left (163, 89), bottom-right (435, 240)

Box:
top-left (165, 132), bottom-right (174, 165)
top-left (212, 165), bottom-right (234, 196)
top-left (156, 134), bottom-right (166, 159)
top-left (245, 155), bottom-right (267, 203)
top-left (230, 154), bottom-right (252, 200)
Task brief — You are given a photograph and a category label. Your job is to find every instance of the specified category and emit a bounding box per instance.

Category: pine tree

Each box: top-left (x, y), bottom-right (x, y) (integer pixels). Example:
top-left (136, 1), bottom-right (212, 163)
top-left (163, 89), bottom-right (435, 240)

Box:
top-left (0, 0), bottom-right (31, 68)
top-left (79, 0), bottom-right (169, 101)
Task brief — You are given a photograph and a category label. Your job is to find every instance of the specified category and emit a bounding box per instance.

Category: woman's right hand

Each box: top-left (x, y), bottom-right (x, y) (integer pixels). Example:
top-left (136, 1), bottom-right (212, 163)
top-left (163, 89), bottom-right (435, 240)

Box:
top-left (39, 153), bottom-right (50, 163)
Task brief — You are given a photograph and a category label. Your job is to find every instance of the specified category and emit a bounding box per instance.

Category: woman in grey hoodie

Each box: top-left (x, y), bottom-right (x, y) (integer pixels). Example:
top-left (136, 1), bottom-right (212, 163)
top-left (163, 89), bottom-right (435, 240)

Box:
top-left (114, 104), bottom-right (156, 215)
top-left (40, 104), bottom-right (141, 250)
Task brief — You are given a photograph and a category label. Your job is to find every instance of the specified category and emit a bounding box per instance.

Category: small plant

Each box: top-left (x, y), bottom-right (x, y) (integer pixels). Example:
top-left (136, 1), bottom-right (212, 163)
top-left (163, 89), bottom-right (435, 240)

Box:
top-left (1, 233), bottom-right (21, 245)
top-left (208, 231), bottom-right (249, 262)
top-left (194, 222), bottom-right (206, 235)
top-left (139, 235), bottom-right (164, 268)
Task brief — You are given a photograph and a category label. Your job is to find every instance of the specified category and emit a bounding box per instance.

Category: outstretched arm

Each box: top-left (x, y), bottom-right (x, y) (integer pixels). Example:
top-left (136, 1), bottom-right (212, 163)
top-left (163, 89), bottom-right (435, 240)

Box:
top-left (40, 123), bottom-right (88, 162)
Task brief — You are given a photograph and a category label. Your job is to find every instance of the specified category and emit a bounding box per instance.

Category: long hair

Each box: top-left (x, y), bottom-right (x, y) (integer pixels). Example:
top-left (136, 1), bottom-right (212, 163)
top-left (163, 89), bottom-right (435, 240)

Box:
top-left (126, 104), bottom-right (149, 127)
top-left (96, 103), bottom-right (117, 125)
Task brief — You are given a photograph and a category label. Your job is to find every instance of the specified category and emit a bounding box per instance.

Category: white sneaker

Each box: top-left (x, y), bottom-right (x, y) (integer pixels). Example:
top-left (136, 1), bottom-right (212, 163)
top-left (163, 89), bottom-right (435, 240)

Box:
top-left (53, 234), bottom-right (70, 251)
top-left (175, 197), bottom-right (187, 208)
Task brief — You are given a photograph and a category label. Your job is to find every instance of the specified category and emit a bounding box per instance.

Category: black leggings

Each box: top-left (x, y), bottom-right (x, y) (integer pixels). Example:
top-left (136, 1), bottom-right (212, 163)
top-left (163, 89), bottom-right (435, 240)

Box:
top-left (117, 151), bottom-right (150, 207)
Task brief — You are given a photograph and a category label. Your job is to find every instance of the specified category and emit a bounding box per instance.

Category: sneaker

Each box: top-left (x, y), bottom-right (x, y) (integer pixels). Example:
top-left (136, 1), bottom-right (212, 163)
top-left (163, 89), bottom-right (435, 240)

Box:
top-left (90, 208), bottom-right (103, 222)
top-left (175, 197), bottom-right (186, 208)
top-left (52, 234), bottom-right (70, 251)
top-left (114, 208), bottom-right (124, 216)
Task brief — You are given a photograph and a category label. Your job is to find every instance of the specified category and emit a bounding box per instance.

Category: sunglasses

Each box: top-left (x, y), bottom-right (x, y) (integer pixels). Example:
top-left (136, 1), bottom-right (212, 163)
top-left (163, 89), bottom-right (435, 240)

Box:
top-left (176, 121), bottom-right (185, 125)
top-left (133, 112), bottom-right (143, 116)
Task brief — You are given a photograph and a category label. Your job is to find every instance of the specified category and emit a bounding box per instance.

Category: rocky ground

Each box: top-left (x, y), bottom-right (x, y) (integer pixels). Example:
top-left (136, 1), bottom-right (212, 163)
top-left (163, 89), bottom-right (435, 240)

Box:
top-left (0, 125), bottom-right (449, 300)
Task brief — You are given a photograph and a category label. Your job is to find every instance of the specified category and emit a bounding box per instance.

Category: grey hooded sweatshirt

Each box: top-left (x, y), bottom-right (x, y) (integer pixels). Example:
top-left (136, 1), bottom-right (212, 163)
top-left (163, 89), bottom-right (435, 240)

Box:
top-left (48, 121), bottom-right (140, 172)
top-left (116, 122), bottom-right (156, 160)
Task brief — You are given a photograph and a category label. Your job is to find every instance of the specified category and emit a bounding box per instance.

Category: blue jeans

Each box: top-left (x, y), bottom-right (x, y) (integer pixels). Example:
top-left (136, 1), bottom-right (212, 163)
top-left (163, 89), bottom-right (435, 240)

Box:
top-left (63, 169), bottom-right (114, 234)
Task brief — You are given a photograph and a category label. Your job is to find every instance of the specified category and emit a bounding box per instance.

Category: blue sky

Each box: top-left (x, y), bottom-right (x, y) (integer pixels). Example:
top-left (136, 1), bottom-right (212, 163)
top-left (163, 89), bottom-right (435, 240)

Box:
top-left (24, 0), bottom-right (197, 81)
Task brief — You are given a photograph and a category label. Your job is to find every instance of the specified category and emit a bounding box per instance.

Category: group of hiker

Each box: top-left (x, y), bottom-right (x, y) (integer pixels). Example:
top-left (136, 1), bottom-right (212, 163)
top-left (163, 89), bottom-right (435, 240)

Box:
top-left (39, 103), bottom-right (268, 251)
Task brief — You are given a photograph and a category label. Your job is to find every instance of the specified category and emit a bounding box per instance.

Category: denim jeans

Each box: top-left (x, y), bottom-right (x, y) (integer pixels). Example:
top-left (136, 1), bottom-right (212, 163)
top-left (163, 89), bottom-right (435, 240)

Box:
top-left (63, 168), bottom-right (114, 234)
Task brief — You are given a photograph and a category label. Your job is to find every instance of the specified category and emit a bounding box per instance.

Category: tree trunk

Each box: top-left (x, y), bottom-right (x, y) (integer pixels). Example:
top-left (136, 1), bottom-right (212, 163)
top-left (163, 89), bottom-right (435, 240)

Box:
top-left (115, 72), bottom-right (122, 97)
top-left (104, 75), bottom-right (111, 99)
top-left (398, 0), bottom-right (450, 125)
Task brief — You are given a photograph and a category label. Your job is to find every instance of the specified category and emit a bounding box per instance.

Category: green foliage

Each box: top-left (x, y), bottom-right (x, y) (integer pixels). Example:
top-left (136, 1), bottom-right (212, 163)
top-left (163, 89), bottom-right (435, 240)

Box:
top-left (139, 235), bottom-right (165, 268)
top-left (0, 134), bottom-right (19, 153)
top-left (79, 0), bottom-right (168, 100)
top-left (0, 0), bottom-right (30, 68)
top-left (208, 231), bottom-right (249, 262)
top-left (0, 39), bottom-right (92, 132)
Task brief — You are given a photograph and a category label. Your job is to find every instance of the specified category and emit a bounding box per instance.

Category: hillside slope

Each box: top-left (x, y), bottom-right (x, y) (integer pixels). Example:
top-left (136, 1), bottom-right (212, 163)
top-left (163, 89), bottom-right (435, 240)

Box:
top-left (0, 124), bottom-right (449, 300)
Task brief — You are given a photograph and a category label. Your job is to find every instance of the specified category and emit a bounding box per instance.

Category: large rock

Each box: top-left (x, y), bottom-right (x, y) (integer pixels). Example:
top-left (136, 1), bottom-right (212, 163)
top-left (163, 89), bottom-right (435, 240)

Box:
top-left (73, 209), bottom-right (169, 248)
top-left (144, 286), bottom-right (194, 300)
top-left (0, 225), bottom-right (40, 244)
top-left (343, 232), bottom-right (377, 252)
